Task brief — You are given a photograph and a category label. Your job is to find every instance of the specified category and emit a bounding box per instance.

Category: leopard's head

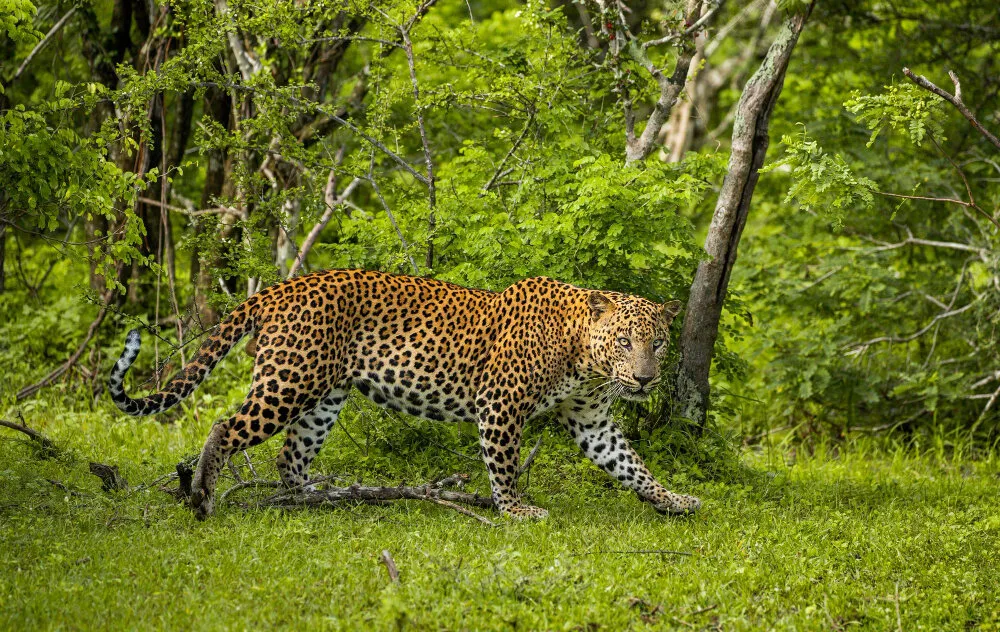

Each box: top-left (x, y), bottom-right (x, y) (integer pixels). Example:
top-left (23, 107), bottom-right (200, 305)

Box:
top-left (587, 292), bottom-right (682, 401)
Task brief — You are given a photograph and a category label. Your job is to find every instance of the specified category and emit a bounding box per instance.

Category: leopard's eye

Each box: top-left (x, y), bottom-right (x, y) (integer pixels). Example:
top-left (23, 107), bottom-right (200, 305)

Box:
top-left (617, 336), bottom-right (631, 349)
top-left (652, 339), bottom-right (664, 348)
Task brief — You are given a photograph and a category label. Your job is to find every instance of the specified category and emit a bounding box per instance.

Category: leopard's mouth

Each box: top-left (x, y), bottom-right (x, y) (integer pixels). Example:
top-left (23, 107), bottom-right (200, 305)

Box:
top-left (619, 382), bottom-right (657, 401)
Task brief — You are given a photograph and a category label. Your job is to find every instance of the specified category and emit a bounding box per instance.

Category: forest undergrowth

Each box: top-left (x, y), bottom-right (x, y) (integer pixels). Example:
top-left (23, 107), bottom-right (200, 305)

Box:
top-left (2, 390), bottom-right (998, 631)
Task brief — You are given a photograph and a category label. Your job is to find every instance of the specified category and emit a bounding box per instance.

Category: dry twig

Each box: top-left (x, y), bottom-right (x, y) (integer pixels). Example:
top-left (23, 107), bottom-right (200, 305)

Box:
top-left (0, 417), bottom-right (59, 455)
top-left (381, 550), bottom-right (400, 583)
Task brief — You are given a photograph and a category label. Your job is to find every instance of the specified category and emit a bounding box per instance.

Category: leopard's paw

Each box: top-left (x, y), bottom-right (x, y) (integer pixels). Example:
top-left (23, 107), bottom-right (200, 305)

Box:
top-left (652, 494), bottom-right (701, 516)
top-left (502, 504), bottom-right (549, 520)
top-left (190, 487), bottom-right (215, 521)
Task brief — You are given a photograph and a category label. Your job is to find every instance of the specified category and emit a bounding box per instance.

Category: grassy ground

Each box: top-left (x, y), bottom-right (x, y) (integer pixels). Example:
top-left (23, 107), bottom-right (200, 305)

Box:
top-left (2, 395), bottom-right (999, 631)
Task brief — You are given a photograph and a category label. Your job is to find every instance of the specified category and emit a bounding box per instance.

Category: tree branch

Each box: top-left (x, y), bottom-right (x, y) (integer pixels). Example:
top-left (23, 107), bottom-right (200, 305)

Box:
top-left (600, 0), bottom-right (724, 163)
top-left (194, 81), bottom-right (430, 186)
top-left (287, 175), bottom-right (362, 278)
top-left (398, 7), bottom-right (438, 269)
top-left (16, 290), bottom-right (114, 401)
top-left (7, 6), bottom-right (77, 85)
top-left (480, 109), bottom-right (535, 197)
top-left (903, 68), bottom-right (1000, 152)
top-left (846, 302), bottom-right (976, 355)
top-left (368, 173), bottom-right (420, 275)
top-left (214, 0), bottom-right (262, 81)
top-left (0, 417), bottom-right (58, 454)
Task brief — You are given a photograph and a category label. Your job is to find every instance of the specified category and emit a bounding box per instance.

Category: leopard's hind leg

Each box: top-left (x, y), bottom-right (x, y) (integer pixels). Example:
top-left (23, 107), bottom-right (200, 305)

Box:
top-left (276, 387), bottom-right (349, 489)
top-left (190, 385), bottom-right (313, 519)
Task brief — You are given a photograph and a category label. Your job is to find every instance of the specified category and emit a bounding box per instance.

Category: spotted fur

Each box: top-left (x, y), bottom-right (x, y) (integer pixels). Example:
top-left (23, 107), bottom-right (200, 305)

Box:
top-left (109, 269), bottom-right (701, 519)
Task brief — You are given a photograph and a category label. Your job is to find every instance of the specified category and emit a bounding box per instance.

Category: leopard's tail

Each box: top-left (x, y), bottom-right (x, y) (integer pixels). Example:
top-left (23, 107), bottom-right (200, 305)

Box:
top-left (109, 301), bottom-right (256, 417)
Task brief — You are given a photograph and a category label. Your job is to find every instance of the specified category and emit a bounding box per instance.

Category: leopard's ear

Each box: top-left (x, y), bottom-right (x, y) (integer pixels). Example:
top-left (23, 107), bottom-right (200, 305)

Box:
top-left (588, 292), bottom-right (614, 321)
top-left (660, 300), bottom-right (682, 320)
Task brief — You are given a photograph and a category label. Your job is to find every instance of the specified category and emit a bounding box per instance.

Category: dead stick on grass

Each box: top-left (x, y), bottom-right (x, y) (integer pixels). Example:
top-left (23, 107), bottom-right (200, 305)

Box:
top-left (265, 478), bottom-right (496, 524)
top-left (0, 417), bottom-right (59, 454)
top-left (159, 463), bottom-right (497, 524)
top-left (381, 550), bottom-right (400, 583)
top-left (424, 497), bottom-right (496, 526)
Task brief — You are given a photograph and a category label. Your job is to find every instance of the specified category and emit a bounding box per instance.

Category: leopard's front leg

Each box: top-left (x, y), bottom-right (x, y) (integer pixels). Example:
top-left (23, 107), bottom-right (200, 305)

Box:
top-left (558, 398), bottom-right (701, 515)
top-left (475, 390), bottom-right (548, 520)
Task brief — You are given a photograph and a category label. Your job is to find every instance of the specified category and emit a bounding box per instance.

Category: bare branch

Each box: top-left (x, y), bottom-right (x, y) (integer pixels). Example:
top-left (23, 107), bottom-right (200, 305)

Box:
top-left (853, 234), bottom-right (988, 256)
top-left (398, 11), bottom-right (437, 268)
top-left (873, 189), bottom-right (1000, 231)
top-left (480, 109), bottom-right (535, 197)
top-left (642, 3), bottom-right (722, 50)
top-left (194, 81), bottom-right (430, 186)
top-left (304, 35), bottom-right (403, 50)
top-left (903, 68), bottom-right (1000, 152)
top-left (17, 290), bottom-right (114, 401)
top-left (7, 6), bottom-right (77, 85)
top-left (613, 0), bottom-right (725, 162)
top-left (214, 0), bottom-right (262, 81)
top-left (0, 417), bottom-right (58, 454)
top-left (137, 197), bottom-right (248, 220)
top-left (846, 302), bottom-right (976, 355)
top-left (368, 175), bottom-right (420, 275)
top-left (287, 176), bottom-right (362, 278)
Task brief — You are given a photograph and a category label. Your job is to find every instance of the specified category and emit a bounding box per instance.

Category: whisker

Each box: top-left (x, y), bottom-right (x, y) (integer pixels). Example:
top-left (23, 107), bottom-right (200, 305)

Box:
top-left (585, 379), bottom-right (614, 397)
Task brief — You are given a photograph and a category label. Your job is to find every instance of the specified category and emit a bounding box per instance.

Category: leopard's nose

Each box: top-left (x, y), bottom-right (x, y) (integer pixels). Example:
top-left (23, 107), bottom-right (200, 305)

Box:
top-left (635, 374), bottom-right (654, 387)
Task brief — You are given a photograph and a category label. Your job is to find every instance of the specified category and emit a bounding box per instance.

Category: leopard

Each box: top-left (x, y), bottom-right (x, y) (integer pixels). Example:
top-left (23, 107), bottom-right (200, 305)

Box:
top-left (109, 269), bottom-right (702, 520)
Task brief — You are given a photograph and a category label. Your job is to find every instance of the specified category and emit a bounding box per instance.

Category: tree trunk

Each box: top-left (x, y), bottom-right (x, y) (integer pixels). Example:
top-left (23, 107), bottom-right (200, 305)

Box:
top-left (191, 86), bottom-right (232, 327)
top-left (79, 0), bottom-right (135, 292)
top-left (0, 223), bottom-right (6, 294)
top-left (667, 3), bottom-right (815, 431)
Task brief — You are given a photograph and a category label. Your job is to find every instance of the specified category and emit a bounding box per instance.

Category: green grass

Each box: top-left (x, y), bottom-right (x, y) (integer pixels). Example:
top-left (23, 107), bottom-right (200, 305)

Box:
top-left (2, 397), bottom-right (999, 630)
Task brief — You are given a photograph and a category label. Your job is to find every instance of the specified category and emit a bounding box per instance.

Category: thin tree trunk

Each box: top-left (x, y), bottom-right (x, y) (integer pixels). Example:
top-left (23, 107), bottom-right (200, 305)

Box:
top-left (667, 3), bottom-right (815, 431)
top-left (191, 87), bottom-right (232, 327)
top-left (79, 0), bottom-right (134, 292)
top-left (0, 223), bottom-right (6, 294)
top-left (161, 89), bottom-right (195, 286)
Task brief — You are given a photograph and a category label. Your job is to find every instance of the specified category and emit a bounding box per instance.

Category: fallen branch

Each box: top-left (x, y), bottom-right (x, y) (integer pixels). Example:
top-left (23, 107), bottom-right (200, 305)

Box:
top-left (159, 463), bottom-right (497, 524)
top-left (0, 417), bottom-right (59, 455)
top-left (16, 290), bottom-right (113, 401)
top-left (381, 550), bottom-right (400, 583)
top-left (89, 462), bottom-right (129, 492)
top-left (262, 473), bottom-right (495, 524)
